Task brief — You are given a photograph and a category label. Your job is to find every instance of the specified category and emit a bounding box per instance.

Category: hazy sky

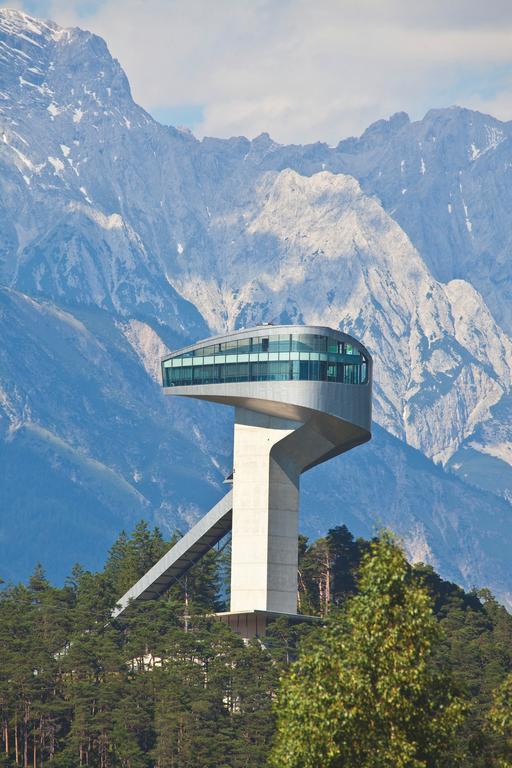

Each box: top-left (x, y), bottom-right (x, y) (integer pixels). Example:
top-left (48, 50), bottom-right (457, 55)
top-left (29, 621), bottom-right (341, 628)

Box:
top-left (10, 0), bottom-right (512, 144)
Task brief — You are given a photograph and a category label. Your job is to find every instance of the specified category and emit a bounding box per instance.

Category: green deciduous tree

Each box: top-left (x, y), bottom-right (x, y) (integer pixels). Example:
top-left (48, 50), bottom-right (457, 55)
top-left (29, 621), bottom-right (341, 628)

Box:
top-left (488, 673), bottom-right (512, 767)
top-left (271, 532), bottom-right (466, 768)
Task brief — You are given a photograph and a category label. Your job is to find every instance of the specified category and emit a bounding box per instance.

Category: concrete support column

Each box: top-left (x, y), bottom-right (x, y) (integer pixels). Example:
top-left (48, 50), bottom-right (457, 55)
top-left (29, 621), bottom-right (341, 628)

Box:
top-left (230, 407), bottom-right (302, 614)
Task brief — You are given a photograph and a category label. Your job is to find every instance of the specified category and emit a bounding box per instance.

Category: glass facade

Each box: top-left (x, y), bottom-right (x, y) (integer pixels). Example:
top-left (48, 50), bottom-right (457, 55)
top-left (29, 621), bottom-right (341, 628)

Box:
top-left (163, 332), bottom-right (369, 388)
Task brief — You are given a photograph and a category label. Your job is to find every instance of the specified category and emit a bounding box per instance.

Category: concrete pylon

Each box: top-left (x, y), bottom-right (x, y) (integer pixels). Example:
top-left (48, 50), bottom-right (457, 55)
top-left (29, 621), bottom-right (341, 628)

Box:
top-left (230, 408), bottom-right (301, 614)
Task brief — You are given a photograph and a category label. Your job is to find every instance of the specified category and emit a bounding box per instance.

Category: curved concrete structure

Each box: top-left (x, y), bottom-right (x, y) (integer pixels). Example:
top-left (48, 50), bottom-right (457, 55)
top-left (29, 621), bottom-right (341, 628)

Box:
top-left (116, 325), bottom-right (372, 623)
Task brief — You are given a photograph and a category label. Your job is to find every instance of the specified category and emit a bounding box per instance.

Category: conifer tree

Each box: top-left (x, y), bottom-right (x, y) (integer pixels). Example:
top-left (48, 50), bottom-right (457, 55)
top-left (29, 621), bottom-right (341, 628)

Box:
top-left (105, 523), bottom-right (168, 598)
top-left (297, 526), bottom-right (366, 616)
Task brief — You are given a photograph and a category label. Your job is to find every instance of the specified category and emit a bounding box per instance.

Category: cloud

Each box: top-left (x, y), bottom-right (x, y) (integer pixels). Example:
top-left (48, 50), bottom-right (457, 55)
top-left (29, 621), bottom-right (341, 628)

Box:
top-left (12, 0), bottom-right (512, 143)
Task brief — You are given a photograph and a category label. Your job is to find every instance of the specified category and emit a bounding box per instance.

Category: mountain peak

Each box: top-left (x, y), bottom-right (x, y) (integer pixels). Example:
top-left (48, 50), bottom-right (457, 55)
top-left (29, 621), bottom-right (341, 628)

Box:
top-left (0, 7), bottom-right (62, 40)
top-left (421, 104), bottom-right (506, 128)
top-left (0, 5), bottom-right (135, 129)
top-left (342, 111), bottom-right (411, 151)
top-left (362, 111), bottom-right (410, 138)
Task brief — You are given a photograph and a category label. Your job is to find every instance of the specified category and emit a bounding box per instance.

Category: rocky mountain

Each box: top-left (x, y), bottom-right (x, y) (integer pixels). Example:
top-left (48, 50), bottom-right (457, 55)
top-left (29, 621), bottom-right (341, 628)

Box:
top-left (0, 9), bottom-right (511, 605)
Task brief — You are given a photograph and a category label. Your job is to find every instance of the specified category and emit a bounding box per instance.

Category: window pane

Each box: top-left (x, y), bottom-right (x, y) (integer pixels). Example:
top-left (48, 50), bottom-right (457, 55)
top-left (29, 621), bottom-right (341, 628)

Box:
top-left (251, 337), bottom-right (266, 353)
top-left (268, 335), bottom-right (280, 353)
top-left (237, 338), bottom-right (252, 355)
top-left (256, 361), bottom-right (268, 380)
top-left (327, 337), bottom-right (338, 354)
top-left (292, 334), bottom-right (327, 353)
top-left (279, 334), bottom-right (291, 352)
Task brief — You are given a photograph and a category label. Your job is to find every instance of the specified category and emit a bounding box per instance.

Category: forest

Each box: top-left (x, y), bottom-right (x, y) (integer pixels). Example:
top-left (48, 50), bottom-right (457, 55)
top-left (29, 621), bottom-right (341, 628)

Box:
top-left (0, 521), bottom-right (511, 767)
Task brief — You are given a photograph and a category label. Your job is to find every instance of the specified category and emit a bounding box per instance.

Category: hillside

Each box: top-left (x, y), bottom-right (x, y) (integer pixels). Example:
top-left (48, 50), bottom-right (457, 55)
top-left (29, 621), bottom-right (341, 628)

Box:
top-left (0, 521), bottom-right (510, 767)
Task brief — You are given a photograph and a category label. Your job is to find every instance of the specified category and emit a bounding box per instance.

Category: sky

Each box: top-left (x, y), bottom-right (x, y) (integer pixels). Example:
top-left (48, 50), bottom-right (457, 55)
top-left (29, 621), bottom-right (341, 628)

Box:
top-left (9, 0), bottom-right (512, 144)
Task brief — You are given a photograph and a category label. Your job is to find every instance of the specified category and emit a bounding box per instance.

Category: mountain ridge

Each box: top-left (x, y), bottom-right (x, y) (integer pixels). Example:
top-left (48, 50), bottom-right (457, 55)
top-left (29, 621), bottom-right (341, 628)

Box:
top-left (0, 8), bottom-right (511, 606)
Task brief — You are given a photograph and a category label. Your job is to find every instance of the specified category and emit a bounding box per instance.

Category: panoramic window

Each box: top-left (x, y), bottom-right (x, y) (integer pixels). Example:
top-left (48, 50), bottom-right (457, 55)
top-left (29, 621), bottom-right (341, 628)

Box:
top-left (162, 332), bottom-right (369, 387)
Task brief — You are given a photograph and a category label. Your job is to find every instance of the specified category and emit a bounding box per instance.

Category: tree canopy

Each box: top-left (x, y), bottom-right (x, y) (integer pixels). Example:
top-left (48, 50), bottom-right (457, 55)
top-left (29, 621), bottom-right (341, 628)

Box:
top-left (0, 522), bottom-right (510, 768)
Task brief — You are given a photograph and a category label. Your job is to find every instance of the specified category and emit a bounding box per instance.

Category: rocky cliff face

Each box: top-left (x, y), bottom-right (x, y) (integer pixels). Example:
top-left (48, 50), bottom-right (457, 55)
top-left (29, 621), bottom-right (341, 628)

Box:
top-left (1, 9), bottom-right (511, 605)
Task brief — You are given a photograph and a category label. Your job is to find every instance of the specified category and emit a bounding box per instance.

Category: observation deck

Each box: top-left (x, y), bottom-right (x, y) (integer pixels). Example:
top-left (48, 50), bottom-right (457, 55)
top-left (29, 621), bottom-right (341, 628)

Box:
top-left (115, 325), bottom-right (372, 634)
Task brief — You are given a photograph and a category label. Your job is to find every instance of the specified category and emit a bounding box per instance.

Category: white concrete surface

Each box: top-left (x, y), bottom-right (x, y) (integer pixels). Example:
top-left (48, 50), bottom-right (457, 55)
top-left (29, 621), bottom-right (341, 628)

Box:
top-left (231, 407), bottom-right (302, 614)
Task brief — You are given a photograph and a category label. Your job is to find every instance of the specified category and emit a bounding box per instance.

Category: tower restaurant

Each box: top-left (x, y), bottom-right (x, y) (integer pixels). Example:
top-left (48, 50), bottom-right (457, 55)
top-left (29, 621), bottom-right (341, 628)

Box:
top-left (114, 325), bottom-right (372, 637)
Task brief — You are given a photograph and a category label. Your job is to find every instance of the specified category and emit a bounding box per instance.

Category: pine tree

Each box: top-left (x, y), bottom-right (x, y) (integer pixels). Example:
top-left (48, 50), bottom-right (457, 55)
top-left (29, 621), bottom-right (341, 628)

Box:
top-left (326, 524), bottom-right (367, 604)
top-left (105, 523), bottom-right (168, 601)
top-left (297, 526), bottom-right (367, 616)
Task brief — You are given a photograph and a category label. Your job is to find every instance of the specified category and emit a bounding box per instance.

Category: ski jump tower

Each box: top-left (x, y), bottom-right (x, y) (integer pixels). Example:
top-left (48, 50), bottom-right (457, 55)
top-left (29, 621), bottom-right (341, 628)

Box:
top-left (115, 325), bottom-right (372, 637)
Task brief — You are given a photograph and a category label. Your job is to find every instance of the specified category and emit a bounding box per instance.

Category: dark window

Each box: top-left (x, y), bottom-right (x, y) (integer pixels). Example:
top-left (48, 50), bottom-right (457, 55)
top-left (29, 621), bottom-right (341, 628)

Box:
top-left (262, 337), bottom-right (269, 352)
top-left (344, 365), bottom-right (360, 384)
top-left (327, 337), bottom-right (338, 355)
